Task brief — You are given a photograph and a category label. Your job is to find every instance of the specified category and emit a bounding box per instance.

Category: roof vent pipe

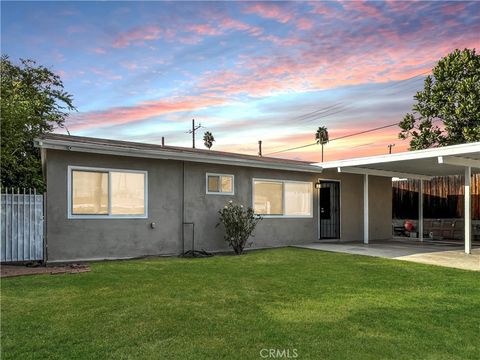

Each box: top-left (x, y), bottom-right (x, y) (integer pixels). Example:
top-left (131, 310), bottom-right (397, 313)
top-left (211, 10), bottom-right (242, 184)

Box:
top-left (258, 141), bottom-right (262, 157)
top-left (161, 137), bottom-right (165, 147)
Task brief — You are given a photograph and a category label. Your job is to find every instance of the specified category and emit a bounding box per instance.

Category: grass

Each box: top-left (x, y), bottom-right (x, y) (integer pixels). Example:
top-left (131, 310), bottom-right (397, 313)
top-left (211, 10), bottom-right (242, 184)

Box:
top-left (2, 248), bottom-right (479, 359)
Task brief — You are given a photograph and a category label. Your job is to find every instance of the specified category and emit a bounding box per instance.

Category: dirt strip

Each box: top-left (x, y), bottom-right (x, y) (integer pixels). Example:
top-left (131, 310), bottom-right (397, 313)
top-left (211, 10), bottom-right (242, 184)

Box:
top-left (1, 264), bottom-right (90, 278)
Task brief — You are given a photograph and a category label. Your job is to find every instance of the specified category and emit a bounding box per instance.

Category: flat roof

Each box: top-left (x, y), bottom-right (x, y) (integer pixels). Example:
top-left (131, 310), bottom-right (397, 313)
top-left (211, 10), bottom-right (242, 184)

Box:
top-left (316, 142), bottom-right (480, 179)
top-left (35, 134), bottom-right (323, 173)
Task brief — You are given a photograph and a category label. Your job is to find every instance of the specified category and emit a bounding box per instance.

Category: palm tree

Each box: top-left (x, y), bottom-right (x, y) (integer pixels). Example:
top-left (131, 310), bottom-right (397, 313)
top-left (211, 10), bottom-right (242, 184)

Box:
top-left (315, 126), bottom-right (329, 162)
top-left (203, 131), bottom-right (215, 150)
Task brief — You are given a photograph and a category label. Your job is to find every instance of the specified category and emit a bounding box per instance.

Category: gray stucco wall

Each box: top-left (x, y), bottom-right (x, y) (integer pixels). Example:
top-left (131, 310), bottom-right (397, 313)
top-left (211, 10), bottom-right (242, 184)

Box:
top-left (317, 171), bottom-right (364, 241)
top-left (183, 162), bottom-right (320, 252)
top-left (319, 170), bottom-right (394, 241)
top-left (369, 175), bottom-right (393, 240)
top-left (46, 150), bottom-right (184, 261)
top-left (45, 149), bottom-right (393, 262)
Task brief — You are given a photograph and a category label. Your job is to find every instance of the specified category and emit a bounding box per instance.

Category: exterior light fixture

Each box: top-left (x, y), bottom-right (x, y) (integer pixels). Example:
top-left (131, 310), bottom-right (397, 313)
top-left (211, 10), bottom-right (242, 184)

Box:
top-left (315, 181), bottom-right (321, 189)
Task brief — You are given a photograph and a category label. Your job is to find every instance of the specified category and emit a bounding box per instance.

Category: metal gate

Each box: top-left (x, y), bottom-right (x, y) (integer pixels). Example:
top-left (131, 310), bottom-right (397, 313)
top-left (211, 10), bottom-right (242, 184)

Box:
top-left (1, 189), bottom-right (44, 262)
top-left (319, 181), bottom-right (340, 239)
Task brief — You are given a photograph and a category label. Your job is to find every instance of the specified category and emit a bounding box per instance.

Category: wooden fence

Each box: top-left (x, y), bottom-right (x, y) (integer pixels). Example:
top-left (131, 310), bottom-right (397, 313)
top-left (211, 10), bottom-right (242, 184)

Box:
top-left (392, 175), bottom-right (480, 220)
top-left (1, 189), bottom-right (44, 262)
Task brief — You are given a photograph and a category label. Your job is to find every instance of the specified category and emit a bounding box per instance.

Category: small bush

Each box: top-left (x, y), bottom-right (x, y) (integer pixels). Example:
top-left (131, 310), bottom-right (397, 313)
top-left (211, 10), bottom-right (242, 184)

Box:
top-left (216, 201), bottom-right (262, 255)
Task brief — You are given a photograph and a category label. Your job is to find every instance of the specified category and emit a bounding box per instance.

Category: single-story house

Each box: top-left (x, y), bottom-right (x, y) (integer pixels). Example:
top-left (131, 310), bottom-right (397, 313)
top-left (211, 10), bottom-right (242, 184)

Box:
top-left (34, 134), bottom-right (479, 263)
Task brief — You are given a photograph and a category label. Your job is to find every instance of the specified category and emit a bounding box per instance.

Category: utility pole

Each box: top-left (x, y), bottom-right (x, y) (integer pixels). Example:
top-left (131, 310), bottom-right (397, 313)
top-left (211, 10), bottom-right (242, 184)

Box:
top-left (388, 144), bottom-right (395, 154)
top-left (186, 119), bottom-right (202, 148)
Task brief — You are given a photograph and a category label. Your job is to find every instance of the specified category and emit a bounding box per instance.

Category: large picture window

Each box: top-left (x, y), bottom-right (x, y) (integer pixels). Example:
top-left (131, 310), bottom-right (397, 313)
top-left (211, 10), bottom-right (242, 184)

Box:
top-left (253, 179), bottom-right (312, 217)
top-left (68, 166), bottom-right (147, 218)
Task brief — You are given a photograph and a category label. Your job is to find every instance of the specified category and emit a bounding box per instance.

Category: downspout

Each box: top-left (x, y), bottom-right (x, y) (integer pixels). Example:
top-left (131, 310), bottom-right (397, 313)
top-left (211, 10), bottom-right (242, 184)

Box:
top-left (41, 147), bottom-right (48, 265)
top-left (182, 161), bottom-right (185, 255)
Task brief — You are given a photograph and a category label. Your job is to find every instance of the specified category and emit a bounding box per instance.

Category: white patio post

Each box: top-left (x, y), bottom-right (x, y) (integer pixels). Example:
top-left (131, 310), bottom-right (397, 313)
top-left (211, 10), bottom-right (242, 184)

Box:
top-left (363, 174), bottom-right (369, 244)
top-left (465, 166), bottom-right (472, 254)
top-left (419, 179), bottom-right (424, 242)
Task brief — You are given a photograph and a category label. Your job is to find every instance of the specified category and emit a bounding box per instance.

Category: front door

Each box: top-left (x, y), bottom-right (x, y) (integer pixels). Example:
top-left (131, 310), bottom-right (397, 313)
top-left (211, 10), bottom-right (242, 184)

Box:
top-left (319, 180), bottom-right (340, 239)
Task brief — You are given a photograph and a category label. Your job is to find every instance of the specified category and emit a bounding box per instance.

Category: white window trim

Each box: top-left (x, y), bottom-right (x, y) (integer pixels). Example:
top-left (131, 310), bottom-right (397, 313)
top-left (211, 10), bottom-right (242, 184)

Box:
top-left (67, 165), bottom-right (148, 219)
top-left (252, 178), bottom-right (313, 218)
top-left (205, 173), bottom-right (235, 195)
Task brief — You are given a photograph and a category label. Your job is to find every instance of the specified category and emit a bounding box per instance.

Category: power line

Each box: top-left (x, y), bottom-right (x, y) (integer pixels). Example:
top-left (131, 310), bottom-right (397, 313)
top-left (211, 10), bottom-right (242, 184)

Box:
top-left (265, 121), bottom-right (400, 155)
top-left (329, 122), bottom-right (399, 142)
top-left (265, 118), bottom-right (442, 156)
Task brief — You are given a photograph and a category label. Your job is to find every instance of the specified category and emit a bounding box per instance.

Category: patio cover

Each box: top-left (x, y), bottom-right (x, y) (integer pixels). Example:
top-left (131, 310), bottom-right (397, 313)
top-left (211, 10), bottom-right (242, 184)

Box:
top-left (314, 142), bottom-right (480, 254)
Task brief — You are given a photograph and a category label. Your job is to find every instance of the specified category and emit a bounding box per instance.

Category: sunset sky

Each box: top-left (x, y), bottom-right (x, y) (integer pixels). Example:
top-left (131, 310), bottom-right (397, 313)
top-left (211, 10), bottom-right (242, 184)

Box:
top-left (2, 1), bottom-right (479, 162)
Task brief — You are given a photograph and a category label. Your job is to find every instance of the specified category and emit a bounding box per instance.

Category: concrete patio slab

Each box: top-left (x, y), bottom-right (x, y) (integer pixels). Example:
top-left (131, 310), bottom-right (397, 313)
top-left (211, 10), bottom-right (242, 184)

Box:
top-left (294, 241), bottom-right (480, 271)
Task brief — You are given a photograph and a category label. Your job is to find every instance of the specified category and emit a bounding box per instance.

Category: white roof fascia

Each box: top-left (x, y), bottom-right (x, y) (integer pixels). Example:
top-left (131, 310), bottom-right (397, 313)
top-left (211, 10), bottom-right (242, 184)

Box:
top-left (316, 142), bottom-right (480, 169)
top-left (337, 166), bottom-right (433, 180)
top-left (35, 138), bottom-right (323, 174)
top-left (438, 156), bottom-right (480, 169)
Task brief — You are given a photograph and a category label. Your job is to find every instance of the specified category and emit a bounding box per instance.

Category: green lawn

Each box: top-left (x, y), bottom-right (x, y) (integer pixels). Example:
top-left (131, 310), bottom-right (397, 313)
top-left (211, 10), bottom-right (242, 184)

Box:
top-left (2, 248), bottom-right (479, 359)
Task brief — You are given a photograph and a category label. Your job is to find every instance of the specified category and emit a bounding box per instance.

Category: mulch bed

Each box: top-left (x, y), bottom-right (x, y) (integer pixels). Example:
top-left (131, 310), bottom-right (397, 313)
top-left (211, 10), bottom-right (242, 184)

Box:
top-left (1, 264), bottom-right (90, 278)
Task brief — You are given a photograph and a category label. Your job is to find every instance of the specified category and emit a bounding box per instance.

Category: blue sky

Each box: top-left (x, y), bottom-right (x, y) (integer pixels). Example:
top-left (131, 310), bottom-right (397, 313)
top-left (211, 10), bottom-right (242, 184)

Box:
top-left (2, 1), bottom-right (479, 161)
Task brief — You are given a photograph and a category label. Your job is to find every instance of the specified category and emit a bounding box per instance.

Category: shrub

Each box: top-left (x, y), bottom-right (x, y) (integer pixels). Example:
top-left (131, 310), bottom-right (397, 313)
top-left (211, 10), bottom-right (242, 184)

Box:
top-left (216, 201), bottom-right (262, 255)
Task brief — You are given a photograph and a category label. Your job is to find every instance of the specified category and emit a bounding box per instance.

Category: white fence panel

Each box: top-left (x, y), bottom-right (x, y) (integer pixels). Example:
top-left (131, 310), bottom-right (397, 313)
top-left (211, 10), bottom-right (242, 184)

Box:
top-left (1, 189), bottom-right (44, 262)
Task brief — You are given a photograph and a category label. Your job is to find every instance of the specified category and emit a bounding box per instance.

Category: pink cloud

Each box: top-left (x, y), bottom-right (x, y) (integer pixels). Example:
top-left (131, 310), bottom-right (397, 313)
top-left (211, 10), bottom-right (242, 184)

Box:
top-left (441, 2), bottom-right (467, 15)
top-left (297, 18), bottom-right (314, 30)
top-left (309, 2), bottom-right (337, 17)
top-left (69, 96), bottom-right (229, 131)
top-left (190, 12), bottom-right (480, 99)
top-left (112, 25), bottom-right (173, 48)
top-left (341, 1), bottom-right (384, 18)
top-left (220, 18), bottom-right (263, 36)
top-left (244, 2), bottom-right (293, 24)
top-left (111, 16), bottom-right (261, 48)
top-left (187, 23), bottom-right (222, 36)
top-left (120, 61), bottom-right (137, 71)
top-left (93, 47), bottom-right (107, 54)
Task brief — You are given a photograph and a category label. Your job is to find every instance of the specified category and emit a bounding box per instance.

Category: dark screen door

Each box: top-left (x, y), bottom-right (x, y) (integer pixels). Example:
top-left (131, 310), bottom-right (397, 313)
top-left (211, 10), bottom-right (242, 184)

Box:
top-left (319, 181), bottom-right (340, 239)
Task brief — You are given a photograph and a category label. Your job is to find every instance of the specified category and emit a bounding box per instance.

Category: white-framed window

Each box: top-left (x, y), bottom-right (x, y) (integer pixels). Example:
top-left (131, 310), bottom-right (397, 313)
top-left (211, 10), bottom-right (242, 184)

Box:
top-left (206, 173), bottom-right (234, 195)
top-left (252, 178), bottom-right (313, 218)
top-left (68, 166), bottom-right (148, 219)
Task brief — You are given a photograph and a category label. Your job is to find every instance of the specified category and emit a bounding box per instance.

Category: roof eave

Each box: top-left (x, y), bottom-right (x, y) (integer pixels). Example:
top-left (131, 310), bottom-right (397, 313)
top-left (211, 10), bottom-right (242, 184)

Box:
top-left (34, 138), bottom-right (323, 174)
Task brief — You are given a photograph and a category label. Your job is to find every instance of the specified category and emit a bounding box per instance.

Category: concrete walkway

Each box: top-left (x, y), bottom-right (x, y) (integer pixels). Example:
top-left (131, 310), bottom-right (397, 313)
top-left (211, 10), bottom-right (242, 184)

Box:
top-left (294, 241), bottom-right (480, 271)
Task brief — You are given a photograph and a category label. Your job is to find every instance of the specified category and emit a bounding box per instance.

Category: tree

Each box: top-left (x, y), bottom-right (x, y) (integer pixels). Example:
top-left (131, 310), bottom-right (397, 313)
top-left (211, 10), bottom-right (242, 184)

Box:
top-left (203, 131), bottom-right (215, 149)
top-left (399, 48), bottom-right (480, 150)
top-left (315, 126), bottom-right (329, 162)
top-left (0, 56), bottom-right (75, 191)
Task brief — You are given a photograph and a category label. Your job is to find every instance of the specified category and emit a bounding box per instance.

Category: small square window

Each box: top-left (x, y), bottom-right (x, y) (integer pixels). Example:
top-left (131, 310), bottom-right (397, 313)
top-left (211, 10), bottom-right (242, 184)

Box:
top-left (206, 174), bottom-right (234, 195)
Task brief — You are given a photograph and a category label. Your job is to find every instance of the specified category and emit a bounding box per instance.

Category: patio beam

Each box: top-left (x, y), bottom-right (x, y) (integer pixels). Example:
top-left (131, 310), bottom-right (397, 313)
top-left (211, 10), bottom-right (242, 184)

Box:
top-left (337, 166), bottom-right (432, 181)
top-left (364, 174), bottom-right (369, 244)
top-left (438, 156), bottom-right (480, 169)
top-left (465, 166), bottom-right (472, 254)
